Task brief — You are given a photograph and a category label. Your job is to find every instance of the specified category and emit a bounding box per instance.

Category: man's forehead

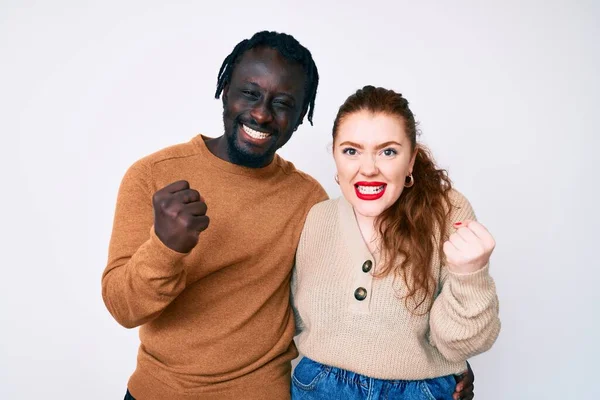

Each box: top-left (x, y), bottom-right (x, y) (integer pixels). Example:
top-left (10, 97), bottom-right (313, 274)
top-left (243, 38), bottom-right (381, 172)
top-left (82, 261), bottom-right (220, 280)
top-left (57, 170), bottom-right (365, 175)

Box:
top-left (231, 48), bottom-right (306, 90)
top-left (239, 47), bottom-right (286, 65)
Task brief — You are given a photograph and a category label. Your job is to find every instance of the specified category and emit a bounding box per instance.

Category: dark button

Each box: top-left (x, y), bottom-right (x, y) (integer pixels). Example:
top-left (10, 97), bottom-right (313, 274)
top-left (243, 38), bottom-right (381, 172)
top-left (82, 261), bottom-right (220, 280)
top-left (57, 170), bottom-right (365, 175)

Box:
top-left (362, 260), bottom-right (373, 273)
top-left (354, 287), bottom-right (367, 301)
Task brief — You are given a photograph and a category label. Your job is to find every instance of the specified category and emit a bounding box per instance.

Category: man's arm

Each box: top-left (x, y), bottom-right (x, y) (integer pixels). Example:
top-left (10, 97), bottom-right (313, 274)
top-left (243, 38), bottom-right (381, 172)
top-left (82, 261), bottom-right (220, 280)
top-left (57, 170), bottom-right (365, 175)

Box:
top-left (101, 162), bottom-right (208, 328)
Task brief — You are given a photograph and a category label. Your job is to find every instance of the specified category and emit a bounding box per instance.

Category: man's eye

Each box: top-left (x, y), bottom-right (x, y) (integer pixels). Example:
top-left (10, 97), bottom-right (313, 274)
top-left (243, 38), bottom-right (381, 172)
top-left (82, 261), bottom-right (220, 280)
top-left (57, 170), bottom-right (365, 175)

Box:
top-left (273, 100), bottom-right (292, 108)
top-left (242, 90), bottom-right (258, 98)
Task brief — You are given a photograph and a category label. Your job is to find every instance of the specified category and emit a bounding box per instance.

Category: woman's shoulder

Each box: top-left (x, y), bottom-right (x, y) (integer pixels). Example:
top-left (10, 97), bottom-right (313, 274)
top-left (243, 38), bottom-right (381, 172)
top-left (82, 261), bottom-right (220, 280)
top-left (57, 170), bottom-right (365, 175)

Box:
top-left (448, 188), bottom-right (470, 207)
top-left (446, 189), bottom-right (477, 222)
top-left (300, 197), bottom-right (345, 242)
top-left (298, 198), bottom-right (343, 256)
top-left (305, 197), bottom-right (341, 221)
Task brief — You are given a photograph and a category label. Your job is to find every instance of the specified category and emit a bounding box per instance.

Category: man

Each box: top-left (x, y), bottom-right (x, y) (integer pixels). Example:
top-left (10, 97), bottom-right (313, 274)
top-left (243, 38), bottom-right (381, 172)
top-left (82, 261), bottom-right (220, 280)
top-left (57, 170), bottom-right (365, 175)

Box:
top-left (102, 30), bottom-right (475, 400)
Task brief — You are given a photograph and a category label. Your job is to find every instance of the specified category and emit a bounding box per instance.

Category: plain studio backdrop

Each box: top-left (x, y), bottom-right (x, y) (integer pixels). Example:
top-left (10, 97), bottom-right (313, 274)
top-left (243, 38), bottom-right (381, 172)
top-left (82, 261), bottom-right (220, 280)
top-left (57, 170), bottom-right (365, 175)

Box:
top-left (1, 0), bottom-right (598, 399)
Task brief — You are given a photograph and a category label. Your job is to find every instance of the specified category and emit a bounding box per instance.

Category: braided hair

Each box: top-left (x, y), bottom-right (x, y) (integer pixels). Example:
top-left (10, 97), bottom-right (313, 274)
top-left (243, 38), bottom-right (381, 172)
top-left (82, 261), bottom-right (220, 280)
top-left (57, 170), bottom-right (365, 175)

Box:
top-left (215, 31), bottom-right (319, 126)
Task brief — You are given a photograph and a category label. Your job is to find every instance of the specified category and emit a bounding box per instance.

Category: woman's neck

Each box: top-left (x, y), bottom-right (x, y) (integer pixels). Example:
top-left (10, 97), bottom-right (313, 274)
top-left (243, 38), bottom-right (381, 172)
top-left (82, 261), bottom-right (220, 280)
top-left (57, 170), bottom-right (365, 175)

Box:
top-left (354, 211), bottom-right (381, 261)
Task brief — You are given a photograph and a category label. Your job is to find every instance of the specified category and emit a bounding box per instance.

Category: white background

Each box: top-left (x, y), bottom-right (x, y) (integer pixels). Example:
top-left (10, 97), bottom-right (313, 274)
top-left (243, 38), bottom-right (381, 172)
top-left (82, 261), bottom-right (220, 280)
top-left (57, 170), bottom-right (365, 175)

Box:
top-left (1, 0), bottom-right (598, 399)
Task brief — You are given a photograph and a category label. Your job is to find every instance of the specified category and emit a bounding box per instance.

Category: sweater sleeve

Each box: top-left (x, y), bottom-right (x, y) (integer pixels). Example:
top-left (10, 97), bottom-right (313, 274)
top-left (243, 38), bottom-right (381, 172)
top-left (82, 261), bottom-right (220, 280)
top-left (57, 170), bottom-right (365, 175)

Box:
top-left (428, 191), bottom-right (501, 363)
top-left (101, 160), bottom-right (188, 328)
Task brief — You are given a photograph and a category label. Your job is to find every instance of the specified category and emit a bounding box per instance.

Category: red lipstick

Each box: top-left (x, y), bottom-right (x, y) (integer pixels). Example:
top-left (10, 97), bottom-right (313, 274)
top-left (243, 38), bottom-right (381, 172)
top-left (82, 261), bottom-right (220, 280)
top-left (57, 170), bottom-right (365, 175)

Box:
top-left (354, 181), bottom-right (386, 200)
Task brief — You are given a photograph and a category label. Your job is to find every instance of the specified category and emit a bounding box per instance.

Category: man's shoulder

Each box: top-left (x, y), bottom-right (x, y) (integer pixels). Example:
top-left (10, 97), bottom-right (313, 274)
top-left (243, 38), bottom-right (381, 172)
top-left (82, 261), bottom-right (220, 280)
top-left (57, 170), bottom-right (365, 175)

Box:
top-left (132, 136), bottom-right (201, 170)
top-left (275, 156), bottom-right (327, 195)
top-left (275, 156), bottom-right (316, 182)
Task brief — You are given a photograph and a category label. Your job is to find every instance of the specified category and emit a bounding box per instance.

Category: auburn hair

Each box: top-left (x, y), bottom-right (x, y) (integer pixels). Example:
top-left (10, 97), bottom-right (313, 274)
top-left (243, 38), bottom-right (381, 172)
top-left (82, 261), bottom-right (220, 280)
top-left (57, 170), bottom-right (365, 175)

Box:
top-left (332, 85), bottom-right (453, 313)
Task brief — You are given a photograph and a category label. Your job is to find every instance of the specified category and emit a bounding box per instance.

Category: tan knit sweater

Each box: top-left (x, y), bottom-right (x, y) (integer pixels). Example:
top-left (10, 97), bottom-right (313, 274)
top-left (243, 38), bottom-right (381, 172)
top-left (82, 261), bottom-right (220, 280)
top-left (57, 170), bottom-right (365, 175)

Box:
top-left (102, 134), bottom-right (328, 400)
top-left (292, 191), bottom-right (500, 380)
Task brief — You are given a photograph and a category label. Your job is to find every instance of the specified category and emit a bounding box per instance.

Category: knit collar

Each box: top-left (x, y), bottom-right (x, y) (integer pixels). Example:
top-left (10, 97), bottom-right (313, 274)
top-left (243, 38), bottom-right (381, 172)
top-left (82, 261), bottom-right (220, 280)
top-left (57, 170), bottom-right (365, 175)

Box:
top-left (337, 196), bottom-right (377, 270)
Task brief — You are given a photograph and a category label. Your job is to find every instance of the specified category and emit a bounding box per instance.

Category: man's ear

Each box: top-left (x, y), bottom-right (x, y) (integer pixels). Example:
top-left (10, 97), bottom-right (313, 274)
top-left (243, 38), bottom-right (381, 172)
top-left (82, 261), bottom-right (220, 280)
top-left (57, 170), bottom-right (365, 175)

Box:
top-left (222, 83), bottom-right (230, 104)
top-left (295, 108), bottom-right (308, 129)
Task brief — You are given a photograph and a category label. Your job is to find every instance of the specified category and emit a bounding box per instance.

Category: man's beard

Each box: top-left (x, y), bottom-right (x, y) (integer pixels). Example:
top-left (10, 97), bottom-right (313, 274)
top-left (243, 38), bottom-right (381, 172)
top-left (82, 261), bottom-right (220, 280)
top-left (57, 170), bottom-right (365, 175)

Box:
top-left (224, 119), bottom-right (278, 168)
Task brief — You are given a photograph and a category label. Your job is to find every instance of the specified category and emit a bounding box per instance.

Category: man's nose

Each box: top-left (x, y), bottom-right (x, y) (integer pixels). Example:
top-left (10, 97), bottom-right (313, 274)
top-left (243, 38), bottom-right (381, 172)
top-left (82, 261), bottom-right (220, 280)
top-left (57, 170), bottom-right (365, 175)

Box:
top-left (250, 101), bottom-right (274, 125)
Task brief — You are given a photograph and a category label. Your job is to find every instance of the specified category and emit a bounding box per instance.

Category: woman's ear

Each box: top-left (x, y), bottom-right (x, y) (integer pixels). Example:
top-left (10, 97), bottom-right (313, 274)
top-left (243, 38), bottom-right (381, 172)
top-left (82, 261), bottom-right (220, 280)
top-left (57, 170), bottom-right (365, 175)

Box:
top-left (409, 145), bottom-right (419, 173)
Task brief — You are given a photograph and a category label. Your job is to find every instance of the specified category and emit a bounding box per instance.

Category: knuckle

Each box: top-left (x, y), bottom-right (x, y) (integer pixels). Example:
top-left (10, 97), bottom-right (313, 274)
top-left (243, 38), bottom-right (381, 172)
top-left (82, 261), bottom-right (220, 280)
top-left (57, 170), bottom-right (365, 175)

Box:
top-left (475, 242), bottom-right (486, 254)
top-left (182, 216), bottom-right (195, 229)
top-left (152, 191), bottom-right (163, 204)
top-left (158, 198), bottom-right (171, 210)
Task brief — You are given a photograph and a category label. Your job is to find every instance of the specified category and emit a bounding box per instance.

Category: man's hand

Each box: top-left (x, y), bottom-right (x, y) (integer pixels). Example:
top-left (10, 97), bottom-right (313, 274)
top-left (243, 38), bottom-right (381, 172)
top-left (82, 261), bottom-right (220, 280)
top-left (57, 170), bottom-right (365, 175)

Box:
top-left (152, 180), bottom-right (209, 253)
top-left (453, 362), bottom-right (475, 400)
top-left (443, 220), bottom-right (495, 274)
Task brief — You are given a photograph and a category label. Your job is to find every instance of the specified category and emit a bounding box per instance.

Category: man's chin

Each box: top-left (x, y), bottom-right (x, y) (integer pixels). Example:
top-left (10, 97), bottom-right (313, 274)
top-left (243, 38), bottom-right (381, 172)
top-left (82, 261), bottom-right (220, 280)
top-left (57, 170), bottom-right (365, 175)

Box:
top-left (225, 126), bottom-right (277, 168)
top-left (228, 143), bottom-right (273, 168)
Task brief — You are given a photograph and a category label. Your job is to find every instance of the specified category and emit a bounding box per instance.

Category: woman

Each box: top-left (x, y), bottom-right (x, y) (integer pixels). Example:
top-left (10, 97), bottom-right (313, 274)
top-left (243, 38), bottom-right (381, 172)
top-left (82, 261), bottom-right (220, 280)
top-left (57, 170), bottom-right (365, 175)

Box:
top-left (291, 86), bottom-right (500, 399)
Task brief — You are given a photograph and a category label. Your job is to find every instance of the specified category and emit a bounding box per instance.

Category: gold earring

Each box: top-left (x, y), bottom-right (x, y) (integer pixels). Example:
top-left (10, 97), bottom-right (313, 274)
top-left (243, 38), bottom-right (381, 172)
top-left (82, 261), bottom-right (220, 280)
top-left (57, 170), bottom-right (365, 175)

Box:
top-left (335, 174), bottom-right (339, 184)
top-left (404, 173), bottom-right (414, 188)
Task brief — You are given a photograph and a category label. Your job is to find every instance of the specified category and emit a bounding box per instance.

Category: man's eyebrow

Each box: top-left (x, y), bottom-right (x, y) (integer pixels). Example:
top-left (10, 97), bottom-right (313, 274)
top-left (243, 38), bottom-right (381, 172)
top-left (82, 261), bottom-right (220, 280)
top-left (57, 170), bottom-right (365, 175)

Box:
top-left (243, 81), bottom-right (297, 100)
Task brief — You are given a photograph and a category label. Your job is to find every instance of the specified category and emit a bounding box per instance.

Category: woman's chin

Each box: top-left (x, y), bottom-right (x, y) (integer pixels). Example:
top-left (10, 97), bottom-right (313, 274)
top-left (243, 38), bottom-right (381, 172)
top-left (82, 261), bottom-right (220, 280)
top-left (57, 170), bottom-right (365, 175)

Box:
top-left (350, 202), bottom-right (386, 219)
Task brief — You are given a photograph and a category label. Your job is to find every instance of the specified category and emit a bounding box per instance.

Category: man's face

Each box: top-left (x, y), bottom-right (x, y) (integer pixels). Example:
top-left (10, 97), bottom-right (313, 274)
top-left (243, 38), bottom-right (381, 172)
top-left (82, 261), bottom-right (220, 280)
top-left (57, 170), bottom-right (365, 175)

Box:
top-left (222, 47), bottom-right (307, 168)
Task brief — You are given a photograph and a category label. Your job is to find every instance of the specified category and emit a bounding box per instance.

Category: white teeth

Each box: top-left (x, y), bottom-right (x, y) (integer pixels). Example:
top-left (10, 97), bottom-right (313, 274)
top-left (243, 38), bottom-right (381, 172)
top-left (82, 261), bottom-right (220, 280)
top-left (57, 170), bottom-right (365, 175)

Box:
top-left (357, 185), bottom-right (385, 194)
top-left (243, 124), bottom-right (270, 139)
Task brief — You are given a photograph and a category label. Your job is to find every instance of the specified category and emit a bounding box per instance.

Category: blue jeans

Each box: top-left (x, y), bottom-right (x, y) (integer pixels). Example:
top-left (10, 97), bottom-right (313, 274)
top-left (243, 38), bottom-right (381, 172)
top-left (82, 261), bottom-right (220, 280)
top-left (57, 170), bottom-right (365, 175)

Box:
top-left (291, 357), bottom-right (455, 400)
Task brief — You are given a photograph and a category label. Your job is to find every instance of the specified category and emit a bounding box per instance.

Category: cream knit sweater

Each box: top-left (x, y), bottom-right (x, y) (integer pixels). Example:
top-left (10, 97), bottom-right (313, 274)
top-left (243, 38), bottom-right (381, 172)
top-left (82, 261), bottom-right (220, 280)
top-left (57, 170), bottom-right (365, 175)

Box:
top-left (291, 190), bottom-right (500, 380)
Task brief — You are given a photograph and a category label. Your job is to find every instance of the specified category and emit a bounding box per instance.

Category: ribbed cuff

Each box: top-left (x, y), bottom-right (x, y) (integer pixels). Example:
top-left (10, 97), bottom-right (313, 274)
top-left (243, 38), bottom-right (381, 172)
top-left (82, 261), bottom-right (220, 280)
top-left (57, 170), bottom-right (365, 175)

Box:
top-left (446, 264), bottom-right (494, 300)
top-left (136, 226), bottom-right (188, 275)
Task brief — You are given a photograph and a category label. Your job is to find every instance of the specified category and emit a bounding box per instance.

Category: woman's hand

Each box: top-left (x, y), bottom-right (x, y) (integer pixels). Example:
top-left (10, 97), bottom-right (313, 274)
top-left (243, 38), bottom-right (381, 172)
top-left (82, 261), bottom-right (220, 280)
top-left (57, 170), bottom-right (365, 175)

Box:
top-left (443, 220), bottom-right (495, 274)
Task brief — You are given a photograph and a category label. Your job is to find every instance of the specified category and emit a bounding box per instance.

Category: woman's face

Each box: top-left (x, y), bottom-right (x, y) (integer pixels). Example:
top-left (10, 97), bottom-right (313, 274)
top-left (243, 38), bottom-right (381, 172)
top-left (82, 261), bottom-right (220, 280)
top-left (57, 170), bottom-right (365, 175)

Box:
top-left (333, 110), bottom-right (416, 219)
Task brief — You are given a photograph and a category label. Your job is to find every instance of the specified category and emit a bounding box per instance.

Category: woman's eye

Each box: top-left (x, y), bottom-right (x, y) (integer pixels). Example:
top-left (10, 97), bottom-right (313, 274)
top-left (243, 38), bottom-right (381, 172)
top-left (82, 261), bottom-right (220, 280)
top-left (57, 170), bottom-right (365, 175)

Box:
top-left (382, 149), bottom-right (397, 156)
top-left (342, 148), bottom-right (357, 156)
